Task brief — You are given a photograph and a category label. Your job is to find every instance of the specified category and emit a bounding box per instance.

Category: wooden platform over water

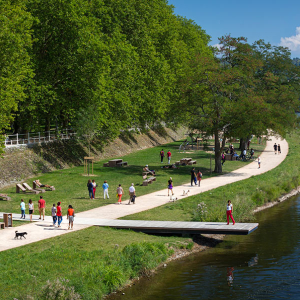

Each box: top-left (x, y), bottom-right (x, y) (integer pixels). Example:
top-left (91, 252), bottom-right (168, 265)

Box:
top-left (78, 219), bottom-right (259, 235)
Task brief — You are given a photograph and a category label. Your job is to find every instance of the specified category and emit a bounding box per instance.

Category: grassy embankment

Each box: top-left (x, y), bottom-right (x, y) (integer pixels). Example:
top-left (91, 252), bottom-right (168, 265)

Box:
top-left (0, 138), bottom-right (267, 299)
top-left (0, 139), bottom-right (264, 215)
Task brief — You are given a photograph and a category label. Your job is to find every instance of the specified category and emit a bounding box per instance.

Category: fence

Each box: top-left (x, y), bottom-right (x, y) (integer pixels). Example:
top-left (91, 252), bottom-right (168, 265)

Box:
top-left (4, 129), bottom-right (76, 147)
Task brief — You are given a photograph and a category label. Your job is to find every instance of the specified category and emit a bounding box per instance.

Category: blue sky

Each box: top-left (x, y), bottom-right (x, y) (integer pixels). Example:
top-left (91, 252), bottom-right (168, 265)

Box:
top-left (168, 0), bottom-right (300, 58)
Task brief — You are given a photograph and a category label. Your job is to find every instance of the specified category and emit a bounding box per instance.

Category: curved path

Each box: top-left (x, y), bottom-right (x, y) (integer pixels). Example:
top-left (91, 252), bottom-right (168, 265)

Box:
top-left (0, 136), bottom-right (288, 251)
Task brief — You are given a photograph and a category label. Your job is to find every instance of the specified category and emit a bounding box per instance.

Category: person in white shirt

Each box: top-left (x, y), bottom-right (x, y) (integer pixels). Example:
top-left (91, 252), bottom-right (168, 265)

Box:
top-left (128, 183), bottom-right (136, 205)
top-left (226, 200), bottom-right (235, 225)
top-left (258, 156), bottom-right (261, 168)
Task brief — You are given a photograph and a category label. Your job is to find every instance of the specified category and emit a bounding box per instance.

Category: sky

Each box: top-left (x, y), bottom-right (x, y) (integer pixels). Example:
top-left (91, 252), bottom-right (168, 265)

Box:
top-left (168, 0), bottom-right (300, 58)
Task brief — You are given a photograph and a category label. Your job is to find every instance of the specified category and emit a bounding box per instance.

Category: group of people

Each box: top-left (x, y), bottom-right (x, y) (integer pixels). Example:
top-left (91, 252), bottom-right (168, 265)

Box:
top-left (116, 183), bottom-right (136, 205)
top-left (160, 149), bottom-right (172, 164)
top-left (19, 196), bottom-right (75, 229)
top-left (87, 179), bottom-right (110, 200)
top-left (273, 143), bottom-right (281, 154)
top-left (190, 168), bottom-right (202, 186)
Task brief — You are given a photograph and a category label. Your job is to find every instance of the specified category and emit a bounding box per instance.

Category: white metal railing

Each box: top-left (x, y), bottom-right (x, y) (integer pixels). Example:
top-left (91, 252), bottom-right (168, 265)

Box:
top-left (4, 129), bottom-right (76, 147)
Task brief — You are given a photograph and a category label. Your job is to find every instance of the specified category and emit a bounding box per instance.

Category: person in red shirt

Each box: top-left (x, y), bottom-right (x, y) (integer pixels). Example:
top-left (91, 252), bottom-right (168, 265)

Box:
top-left (67, 205), bottom-right (75, 230)
top-left (167, 150), bottom-right (171, 164)
top-left (38, 196), bottom-right (46, 220)
top-left (56, 202), bottom-right (63, 227)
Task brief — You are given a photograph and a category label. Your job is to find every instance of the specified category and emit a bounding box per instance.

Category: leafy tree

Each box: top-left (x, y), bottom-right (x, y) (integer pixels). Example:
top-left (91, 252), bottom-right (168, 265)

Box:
top-left (0, 0), bottom-right (33, 151)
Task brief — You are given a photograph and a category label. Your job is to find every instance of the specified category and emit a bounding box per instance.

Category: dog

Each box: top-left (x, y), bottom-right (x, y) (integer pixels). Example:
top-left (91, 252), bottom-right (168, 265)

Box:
top-left (14, 231), bottom-right (27, 239)
top-left (170, 195), bottom-right (178, 202)
top-left (182, 189), bottom-right (190, 196)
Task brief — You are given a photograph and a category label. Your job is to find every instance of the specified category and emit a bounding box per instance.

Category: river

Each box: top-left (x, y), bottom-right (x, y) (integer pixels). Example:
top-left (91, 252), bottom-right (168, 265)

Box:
top-left (110, 194), bottom-right (300, 300)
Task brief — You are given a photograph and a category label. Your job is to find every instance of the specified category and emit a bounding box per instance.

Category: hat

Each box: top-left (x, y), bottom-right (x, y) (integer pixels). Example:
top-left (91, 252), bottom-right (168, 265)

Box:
top-left (146, 165), bottom-right (148, 167)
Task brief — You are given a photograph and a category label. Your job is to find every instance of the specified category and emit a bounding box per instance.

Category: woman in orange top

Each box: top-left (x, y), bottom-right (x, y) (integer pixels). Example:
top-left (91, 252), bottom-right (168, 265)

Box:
top-left (67, 205), bottom-right (75, 230)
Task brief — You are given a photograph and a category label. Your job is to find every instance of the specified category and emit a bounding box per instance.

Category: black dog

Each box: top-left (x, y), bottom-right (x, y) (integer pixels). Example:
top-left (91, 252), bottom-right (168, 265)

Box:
top-left (14, 231), bottom-right (27, 239)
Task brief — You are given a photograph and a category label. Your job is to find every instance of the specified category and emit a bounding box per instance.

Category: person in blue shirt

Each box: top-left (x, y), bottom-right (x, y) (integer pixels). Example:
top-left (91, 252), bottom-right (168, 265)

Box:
top-left (20, 199), bottom-right (25, 219)
top-left (102, 180), bottom-right (109, 200)
top-left (87, 179), bottom-right (94, 199)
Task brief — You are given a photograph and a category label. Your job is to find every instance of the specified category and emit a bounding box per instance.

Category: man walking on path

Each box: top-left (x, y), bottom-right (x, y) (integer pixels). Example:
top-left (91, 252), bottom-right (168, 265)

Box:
top-left (160, 149), bottom-right (165, 163)
top-left (274, 143), bottom-right (278, 154)
top-left (128, 183), bottom-right (136, 205)
top-left (167, 150), bottom-right (171, 164)
top-left (38, 196), bottom-right (46, 220)
top-left (102, 180), bottom-right (109, 199)
top-left (191, 168), bottom-right (196, 186)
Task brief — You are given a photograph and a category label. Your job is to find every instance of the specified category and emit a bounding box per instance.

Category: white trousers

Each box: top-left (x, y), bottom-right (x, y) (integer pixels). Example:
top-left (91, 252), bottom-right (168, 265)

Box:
top-left (103, 189), bottom-right (109, 199)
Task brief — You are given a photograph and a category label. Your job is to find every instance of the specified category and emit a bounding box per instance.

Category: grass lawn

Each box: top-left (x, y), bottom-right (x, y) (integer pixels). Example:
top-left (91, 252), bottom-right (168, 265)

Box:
top-left (0, 138), bottom-right (265, 215)
top-left (121, 131), bottom-right (300, 223)
top-left (0, 226), bottom-right (193, 300)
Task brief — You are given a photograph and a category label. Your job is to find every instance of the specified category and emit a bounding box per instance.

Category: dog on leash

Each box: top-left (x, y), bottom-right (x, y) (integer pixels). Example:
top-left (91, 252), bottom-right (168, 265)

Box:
top-left (14, 231), bottom-right (27, 239)
top-left (182, 189), bottom-right (190, 196)
top-left (170, 195), bottom-right (178, 202)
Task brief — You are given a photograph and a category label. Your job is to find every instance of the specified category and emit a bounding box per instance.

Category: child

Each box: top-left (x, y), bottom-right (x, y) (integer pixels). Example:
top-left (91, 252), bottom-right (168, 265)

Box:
top-left (258, 156), bottom-right (261, 169)
top-left (20, 199), bottom-right (25, 219)
top-left (28, 199), bottom-right (34, 222)
top-left (67, 205), bottom-right (75, 230)
top-left (51, 203), bottom-right (57, 226)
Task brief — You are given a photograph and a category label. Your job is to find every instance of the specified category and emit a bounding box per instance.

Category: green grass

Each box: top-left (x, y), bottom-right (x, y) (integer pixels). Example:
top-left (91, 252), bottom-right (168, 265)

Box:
top-left (0, 226), bottom-right (193, 300)
top-left (0, 138), bottom-right (265, 215)
top-left (121, 131), bottom-right (299, 223)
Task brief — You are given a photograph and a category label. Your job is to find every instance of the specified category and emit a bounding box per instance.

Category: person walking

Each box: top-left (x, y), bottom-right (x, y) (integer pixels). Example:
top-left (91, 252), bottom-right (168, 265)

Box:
top-left (191, 168), bottom-right (196, 186)
top-left (167, 150), bottom-right (172, 164)
top-left (116, 184), bottom-right (123, 205)
top-left (196, 170), bottom-right (202, 187)
top-left (28, 199), bottom-right (34, 222)
top-left (274, 143), bottom-right (278, 154)
top-left (128, 183), bottom-right (136, 205)
top-left (51, 203), bottom-right (57, 226)
top-left (168, 177), bottom-right (174, 196)
top-left (56, 202), bottom-right (63, 227)
top-left (67, 205), bottom-right (75, 230)
top-left (278, 144), bottom-right (281, 154)
top-left (38, 195), bottom-right (46, 220)
top-left (102, 180), bottom-right (109, 200)
top-left (258, 156), bottom-right (261, 169)
top-left (221, 152), bottom-right (226, 165)
top-left (160, 149), bottom-right (165, 163)
top-left (92, 179), bottom-right (97, 198)
top-left (226, 200), bottom-right (235, 225)
top-left (87, 179), bottom-right (94, 200)
top-left (20, 199), bottom-right (25, 219)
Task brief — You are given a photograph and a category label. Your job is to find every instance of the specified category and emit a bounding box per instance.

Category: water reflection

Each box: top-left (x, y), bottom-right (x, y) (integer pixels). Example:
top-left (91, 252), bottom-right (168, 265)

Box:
top-left (110, 195), bottom-right (300, 300)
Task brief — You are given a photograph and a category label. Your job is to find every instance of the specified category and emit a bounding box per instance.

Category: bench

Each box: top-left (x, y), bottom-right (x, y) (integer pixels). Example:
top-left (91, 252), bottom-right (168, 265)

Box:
top-left (188, 160), bottom-right (197, 165)
top-left (175, 161), bottom-right (181, 166)
top-left (0, 222), bottom-right (5, 229)
top-left (103, 162), bottom-right (109, 167)
top-left (143, 171), bottom-right (150, 176)
top-left (143, 176), bottom-right (156, 186)
top-left (116, 161), bottom-right (128, 167)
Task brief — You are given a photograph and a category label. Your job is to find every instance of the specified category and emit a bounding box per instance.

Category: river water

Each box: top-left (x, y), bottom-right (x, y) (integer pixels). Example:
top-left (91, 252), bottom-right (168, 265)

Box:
top-left (111, 195), bottom-right (300, 300)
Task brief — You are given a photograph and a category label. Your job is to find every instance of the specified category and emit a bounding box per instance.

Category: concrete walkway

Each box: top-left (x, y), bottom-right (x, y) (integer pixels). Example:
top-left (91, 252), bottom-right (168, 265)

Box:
top-left (0, 136), bottom-right (288, 252)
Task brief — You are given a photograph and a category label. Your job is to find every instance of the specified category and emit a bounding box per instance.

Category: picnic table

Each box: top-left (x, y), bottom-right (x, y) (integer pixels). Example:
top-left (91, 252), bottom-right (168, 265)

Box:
top-left (180, 158), bottom-right (192, 164)
top-left (108, 159), bottom-right (123, 167)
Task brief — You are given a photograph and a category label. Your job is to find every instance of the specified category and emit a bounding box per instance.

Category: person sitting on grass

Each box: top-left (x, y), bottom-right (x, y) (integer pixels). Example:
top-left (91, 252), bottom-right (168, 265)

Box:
top-left (143, 165), bottom-right (156, 176)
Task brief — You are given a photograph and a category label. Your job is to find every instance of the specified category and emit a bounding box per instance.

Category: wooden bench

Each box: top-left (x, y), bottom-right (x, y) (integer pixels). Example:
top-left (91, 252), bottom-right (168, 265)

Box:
top-left (0, 222), bottom-right (5, 229)
top-left (225, 154), bottom-right (233, 161)
top-left (0, 194), bottom-right (11, 201)
top-left (143, 176), bottom-right (156, 186)
top-left (108, 159), bottom-right (123, 167)
top-left (143, 171), bottom-right (150, 176)
top-left (116, 161), bottom-right (128, 167)
top-left (103, 162), bottom-right (109, 167)
top-left (175, 161), bottom-right (181, 166)
top-left (188, 160), bottom-right (197, 165)
top-left (23, 183), bottom-right (42, 194)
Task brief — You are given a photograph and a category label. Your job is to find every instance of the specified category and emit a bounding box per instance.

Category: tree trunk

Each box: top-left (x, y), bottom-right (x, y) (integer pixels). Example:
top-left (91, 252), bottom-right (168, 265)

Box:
top-left (214, 130), bottom-right (222, 173)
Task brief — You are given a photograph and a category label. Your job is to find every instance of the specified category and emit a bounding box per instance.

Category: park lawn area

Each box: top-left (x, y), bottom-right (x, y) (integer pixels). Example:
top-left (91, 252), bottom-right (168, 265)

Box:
top-left (0, 138), bottom-right (265, 215)
top-left (121, 132), bottom-right (299, 223)
top-left (0, 226), bottom-right (193, 300)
